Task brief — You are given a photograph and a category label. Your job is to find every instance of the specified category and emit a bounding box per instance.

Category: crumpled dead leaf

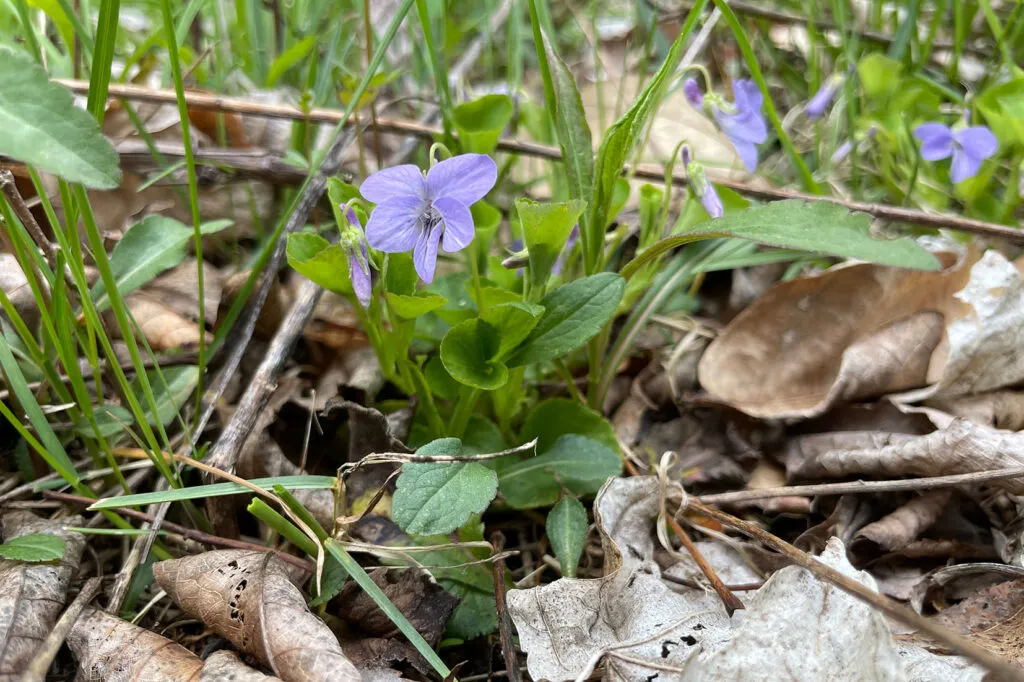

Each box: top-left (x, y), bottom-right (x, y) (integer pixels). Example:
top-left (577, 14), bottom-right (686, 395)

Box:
top-left (68, 607), bottom-right (279, 681)
top-left (793, 418), bottom-right (1024, 494)
top-left (855, 489), bottom-right (954, 554)
top-left (698, 241), bottom-right (1024, 418)
top-left (933, 578), bottom-right (1024, 667)
top-left (0, 511), bottom-right (85, 678)
top-left (509, 478), bottom-right (985, 682)
top-left (153, 550), bottom-right (360, 682)
top-left (119, 259), bottom-right (223, 351)
top-left (335, 568), bottom-right (456, 646)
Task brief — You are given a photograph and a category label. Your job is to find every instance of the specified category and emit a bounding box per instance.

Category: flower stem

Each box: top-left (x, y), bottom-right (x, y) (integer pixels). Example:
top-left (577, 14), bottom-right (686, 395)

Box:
top-left (450, 386), bottom-right (480, 438)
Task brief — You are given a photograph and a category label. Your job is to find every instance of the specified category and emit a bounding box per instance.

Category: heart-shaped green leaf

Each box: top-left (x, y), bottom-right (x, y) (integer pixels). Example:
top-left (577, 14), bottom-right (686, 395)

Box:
top-left (441, 318), bottom-right (508, 390)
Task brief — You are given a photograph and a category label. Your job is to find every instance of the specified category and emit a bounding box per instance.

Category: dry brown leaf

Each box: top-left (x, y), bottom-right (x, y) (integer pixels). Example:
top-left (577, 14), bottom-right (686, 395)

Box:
top-left (68, 608), bottom-right (279, 681)
top-left (69, 607), bottom-right (203, 681)
top-left (143, 258), bottom-right (224, 324)
top-left (698, 245), bottom-right (976, 418)
top-left (123, 295), bottom-right (210, 350)
top-left (934, 578), bottom-right (1024, 666)
top-left (0, 511), bottom-right (85, 679)
top-left (0, 253), bottom-right (43, 332)
top-left (855, 489), bottom-right (954, 553)
top-left (794, 419), bottom-right (1024, 494)
top-left (923, 391), bottom-right (1024, 431)
top-left (335, 568), bottom-right (456, 647)
top-left (153, 549), bottom-right (360, 682)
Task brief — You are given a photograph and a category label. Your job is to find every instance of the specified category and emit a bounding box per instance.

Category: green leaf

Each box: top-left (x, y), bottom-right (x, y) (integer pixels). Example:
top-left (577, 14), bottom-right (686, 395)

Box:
top-left (266, 35), bottom-right (317, 87)
top-left (538, 27), bottom-right (594, 216)
top-left (585, 8), bottom-right (700, 269)
top-left (287, 233), bottom-right (354, 296)
top-left (90, 475), bottom-right (336, 509)
top-left (521, 398), bottom-right (618, 452)
top-left (72, 404), bottom-right (134, 439)
top-left (508, 273), bottom-right (625, 366)
top-left (621, 200), bottom-right (940, 279)
top-left (462, 416), bottom-right (508, 456)
top-left (452, 94), bottom-right (514, 154)
top-left (480, 301), bottom-right (545, 357)
top-left (386, 292), bottom-right (447, 319)
top-left (471, 201), bottom-right (503, 265)
top-left (498, 434), bottom-right (621, 509)
top-left (0, 533), bottom-right (66, 562)
top-left (392, 438), bottom-right (499, 536)
top-left (516, 198), bottom-right (586, 294)
top-left (133, 365), bottom-right (200, 427)
top-left (978, 77), bottom-right (1024, 148)
top-left (440, 318), bottom-right (509, 390)
top-left (0, 48), bottom-right (120, 188)
top-left (92, 216), bottom-right (231, 310)
top-left (429, 273), bottom-right (476, 326)
top-left (857, 53), bottom-right (904, 100)
top-left (547, 496), bottom-right (587, 578)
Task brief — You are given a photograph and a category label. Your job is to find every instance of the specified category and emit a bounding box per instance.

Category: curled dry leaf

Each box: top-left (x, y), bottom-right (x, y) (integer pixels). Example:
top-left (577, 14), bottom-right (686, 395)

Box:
top-left (119, 259), bottom-right (223, 351)
top-left (0, 511), bottom-right (85, 679)
top-left (68, 608), bottom-right (279, 681)
top-left (153, 549), bottom-right (360, 682)
top-left (335, 568), bottom-right (456, 647)
top-left (855, 489), bottom-right (953, 553)
top-left (509, 479), bottom-right (984, 682)
top-left (698, 241), bottom-right (1024, 418)
top-left (124, 296), bottom-right (209, 351)
top-left (794, 419), bottom-right (1024, 494)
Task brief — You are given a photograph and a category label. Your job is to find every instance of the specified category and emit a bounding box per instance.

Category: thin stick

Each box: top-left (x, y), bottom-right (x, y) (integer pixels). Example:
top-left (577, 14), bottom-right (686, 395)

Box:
top-left (43, 490), bottom-right (314, 571)
top-left (491, 532), bottom-right (523, 682)
top-left (650, 0), bottom-right (986, 58)
top-left (0, 170), bottom-right (59, 266)
top-left (697, 465), bottom-right (1024, 506)
top-left (19, 576), bottom-right (103, 682)
top-left (684, 497), bottom-right (1024, 681)
top-left (665, 514), bottom-right (744, 615)
top-left (204, 277), bottom-right (323, 537)
top-left (51, 80), bottom-right (1024, 241)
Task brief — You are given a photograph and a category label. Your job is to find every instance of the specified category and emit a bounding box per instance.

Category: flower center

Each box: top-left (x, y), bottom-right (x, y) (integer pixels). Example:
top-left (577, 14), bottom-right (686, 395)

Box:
top-left (421, 204), bottom-right (443, 232)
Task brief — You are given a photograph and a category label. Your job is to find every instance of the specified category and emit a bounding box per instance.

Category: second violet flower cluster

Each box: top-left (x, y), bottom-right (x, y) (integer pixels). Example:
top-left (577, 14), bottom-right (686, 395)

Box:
top-left (682, 70), bottom-right (999, 218)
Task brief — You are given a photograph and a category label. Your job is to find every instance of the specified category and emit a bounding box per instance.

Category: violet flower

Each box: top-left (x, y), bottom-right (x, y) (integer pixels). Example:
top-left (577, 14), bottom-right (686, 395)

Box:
top-left (913, 121), bottom-right (998, 183)
top-left (681, 144), bottom-right (723, 219)
top-left (340, 204), bottom-right (372, 308)
top-left (552, 225), bottom-right (579, 276)
top-left (709, 79), bottom-right (768, 172)
top-left (805, 74), bottom-right (844, 120)
top-left (362, 153), bottom-right (498, 283)
top-left (831, 125), bottom-right (877, 165)
top-left (683, 77), bottom-right (703, 109)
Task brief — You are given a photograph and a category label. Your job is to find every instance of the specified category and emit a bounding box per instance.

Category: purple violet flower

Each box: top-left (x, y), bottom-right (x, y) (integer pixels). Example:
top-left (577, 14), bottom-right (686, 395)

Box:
top-left (681, 144), bottom-right (723, 219)
top-left (341, 204), bottom-right (372, 308)
top-left (552, 225), bottom-right (579, 276)
top-left (805, 74), bottom-right (844, 120)
top-left (913, 121), bottom-right (998, 183)
top-left (831, 125), bottom-right (877, 165)
top-left (710, 79), bottom-right (768, 172)
top-left (683, 77), bottom-right (703, 109)
top-left (362, 153), bottom-right (498, 283)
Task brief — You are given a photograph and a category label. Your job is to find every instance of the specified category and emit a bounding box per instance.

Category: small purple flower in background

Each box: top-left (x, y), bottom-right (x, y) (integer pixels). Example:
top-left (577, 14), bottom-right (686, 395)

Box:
top-left (340, 204), bottom-right (372, 308)
top-left (683, 77), bottom-right (703, 109)
top-left (804, 73), bottom-right (845, 120)
top-left (709, 79), bottom-right (768, 172)
top-left (681, 144), bottom-right (723, 219)
top-left (362, 153), bottom-right (498, 283)
top-left (831, 125), bottom-right (877, 165)
top-left (913, 121), bottom-right (998, 183)
top-left (552, 225), bottom-right (579, 276)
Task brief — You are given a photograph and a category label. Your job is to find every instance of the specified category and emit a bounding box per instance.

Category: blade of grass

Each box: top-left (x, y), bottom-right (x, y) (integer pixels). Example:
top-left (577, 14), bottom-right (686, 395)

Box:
top-left (85, 0), bottom-right (119, 124)
top-left (325, 538), bottom-right (451, 678)
top-left (89, 475), bottom-right (336, 509)
top-left (710, 0), bottom-right (820, 194)
top-left (414, 0), bottom-right (454, 144)
top-left (160, 0), bottom-right (208, 421)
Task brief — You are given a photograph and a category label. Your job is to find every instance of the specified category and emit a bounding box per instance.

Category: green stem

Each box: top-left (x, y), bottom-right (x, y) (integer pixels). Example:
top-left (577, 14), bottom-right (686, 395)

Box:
top-left (450, 386), bottom-right (479, 438)
top-left (414, 0), bottom-right (454, 144)
top-left (248, 498), bottom-right (318, 555)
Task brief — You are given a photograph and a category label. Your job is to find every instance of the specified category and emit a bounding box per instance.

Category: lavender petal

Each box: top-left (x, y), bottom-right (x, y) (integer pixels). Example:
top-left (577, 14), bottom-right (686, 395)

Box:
top-left (913, 123), bottom-right (955, 161)
top-left (425, 154), bottom-right (498, 206)
top-left (733, 79), bottom-right (764, 115)
top-left (700, 183), bottom-right (724, 218)
top-left (360, 164), bottom-right (426, 204)
top-left (348, 246), bottom-right (372, 308)
top-left (683, 78), bottom-right (703, 109)
top-left (413, 223), bottom-right (444, 283)
top-left (955, 126), bottom-right (999, 160)
top-left (364, 195), bottom-right (425, 253)
top-left (950, 147), bottom-right (983, 183)
top-left (731, 138), bottom-right (760, 173)
top-left (433, 196), bottom-right (475, 253)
